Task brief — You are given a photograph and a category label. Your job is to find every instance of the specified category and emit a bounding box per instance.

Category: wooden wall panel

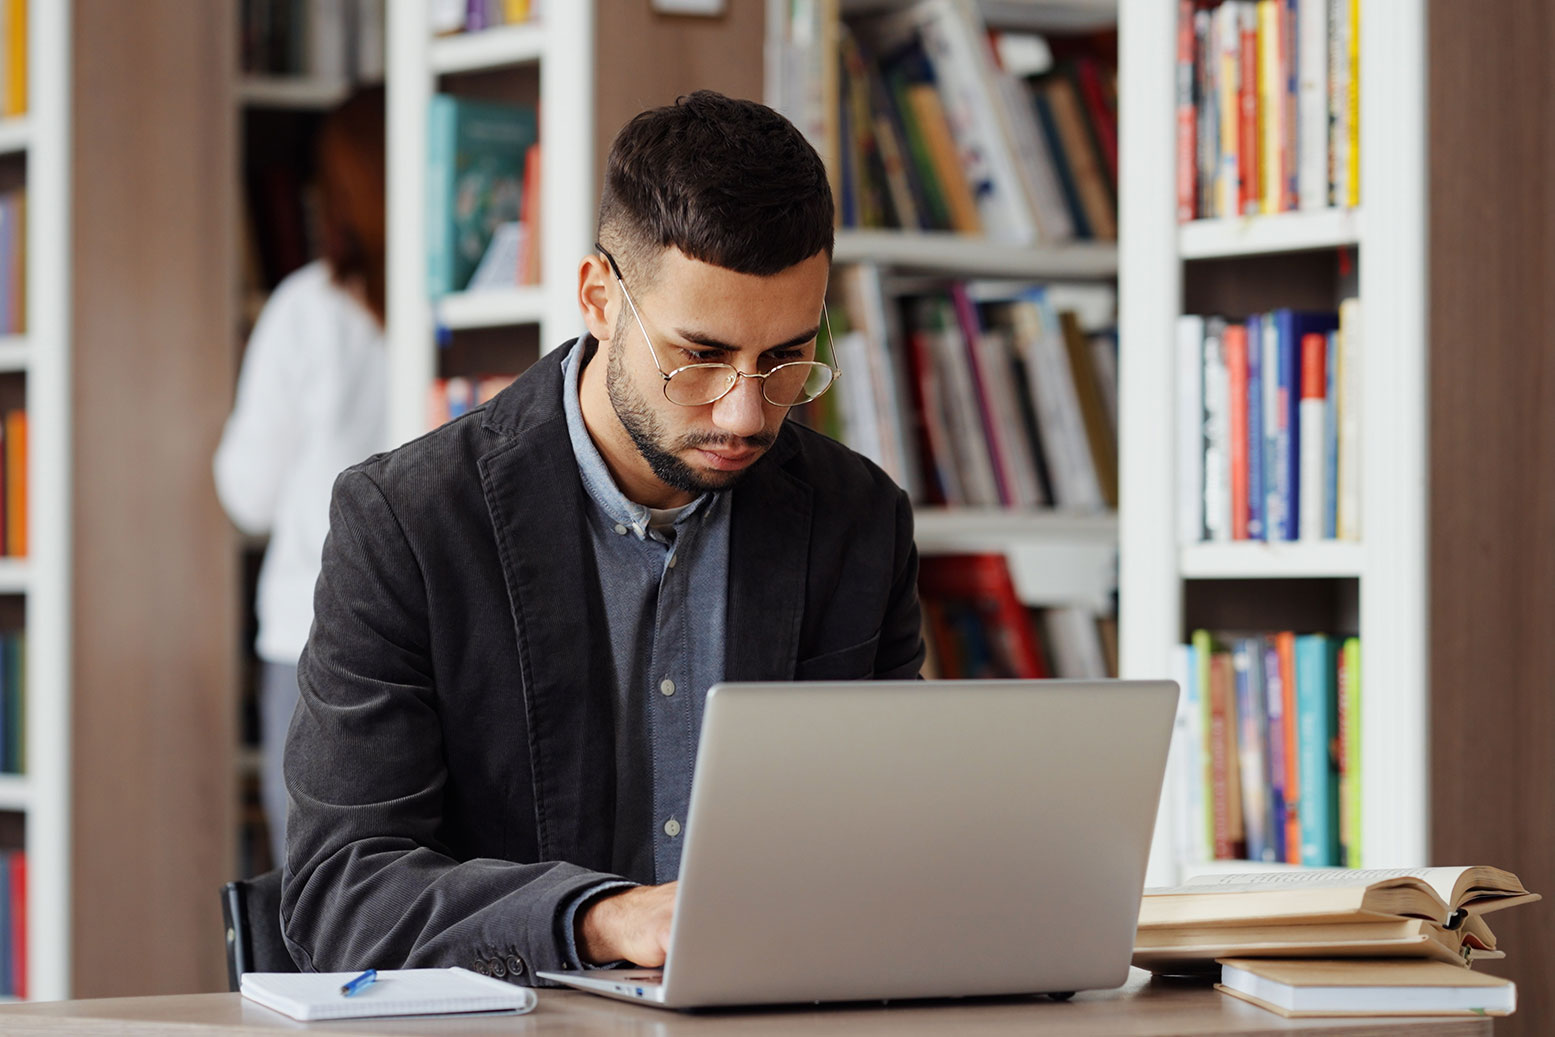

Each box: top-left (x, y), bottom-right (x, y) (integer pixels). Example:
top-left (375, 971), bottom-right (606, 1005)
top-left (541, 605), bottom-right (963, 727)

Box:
top-left (1428, 3), bottom-right (1555, 1035)
top-left (70, 0), bottom-right (238, 996)
top-left (592, 0), bottom-right (768, 211)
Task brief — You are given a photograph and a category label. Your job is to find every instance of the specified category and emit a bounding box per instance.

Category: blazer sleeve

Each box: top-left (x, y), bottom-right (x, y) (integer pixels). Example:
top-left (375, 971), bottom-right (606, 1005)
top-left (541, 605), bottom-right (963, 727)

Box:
top-left (873, 486), bottom-right (926, 680)
top-left (281, 467), bottom-right (625, 984)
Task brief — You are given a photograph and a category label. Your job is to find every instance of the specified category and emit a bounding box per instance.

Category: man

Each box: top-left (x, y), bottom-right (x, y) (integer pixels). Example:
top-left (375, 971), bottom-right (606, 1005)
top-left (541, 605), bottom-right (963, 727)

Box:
top-left (281, 91), bottom-right (924, 984)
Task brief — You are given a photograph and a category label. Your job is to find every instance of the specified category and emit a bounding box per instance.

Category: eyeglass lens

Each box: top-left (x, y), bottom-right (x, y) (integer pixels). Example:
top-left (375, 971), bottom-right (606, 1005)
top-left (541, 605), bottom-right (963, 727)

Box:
top-left (665, 362), bottom-right (835, 407)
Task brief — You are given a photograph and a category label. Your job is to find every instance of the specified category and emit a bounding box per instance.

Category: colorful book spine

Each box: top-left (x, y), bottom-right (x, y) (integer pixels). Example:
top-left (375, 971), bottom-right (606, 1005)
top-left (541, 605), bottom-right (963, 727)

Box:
top-left (1233, 638), bottom-right (1272, 861)
top-left (1246, 316), bottom-right (1265, 540)
top-left (1277, 630), bottom-right (1301, 863)
top-left (1237, 3), bottom-right (1260, 215)
top-left (1295, 633), bottom-right (1340, 866)
top-left (1192, 628), bottom-right (1216, 856)
top-left (1298, 332), bottom-right (1328, 540)
top-left (1340, 636), bottom-right (1363, 867)
top-left (1224, 324), bottom-right (1249, 540)
top-left (1262, 635), bottom-right (1287, 863)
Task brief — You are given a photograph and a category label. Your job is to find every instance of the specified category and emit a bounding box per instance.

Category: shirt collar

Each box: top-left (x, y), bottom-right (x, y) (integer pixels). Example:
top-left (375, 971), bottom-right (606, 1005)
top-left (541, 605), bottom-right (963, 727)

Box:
top-left (562, 336), bottom-right (713, 539)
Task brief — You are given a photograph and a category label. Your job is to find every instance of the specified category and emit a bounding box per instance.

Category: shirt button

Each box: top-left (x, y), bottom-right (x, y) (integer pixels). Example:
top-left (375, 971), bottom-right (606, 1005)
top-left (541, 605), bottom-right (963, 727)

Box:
top-left (613, 523), bottom-right (627, 535)
top-left (489, 957), bottom-right (507, 979)
top-left (667, 555), bottom-right (677, 568)
top-left (664, 818), bottom-right (681, 838)
top-left (506, 954), bottom-right (526, 977)
top-left (660, 679), bottom-right (675, 697)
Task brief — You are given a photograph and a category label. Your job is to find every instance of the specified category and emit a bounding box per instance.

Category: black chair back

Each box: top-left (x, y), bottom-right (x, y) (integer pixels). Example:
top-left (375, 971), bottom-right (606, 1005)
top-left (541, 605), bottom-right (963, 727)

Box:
top-left (220, 869), bottom-right (297, 991)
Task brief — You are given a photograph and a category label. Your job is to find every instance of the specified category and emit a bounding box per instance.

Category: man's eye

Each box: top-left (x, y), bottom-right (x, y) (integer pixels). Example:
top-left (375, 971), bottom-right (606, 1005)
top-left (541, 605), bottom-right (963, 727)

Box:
top-left (767, 349), bottom-right (805, 362)
top-left (682, 349), bottom-right (723, 363)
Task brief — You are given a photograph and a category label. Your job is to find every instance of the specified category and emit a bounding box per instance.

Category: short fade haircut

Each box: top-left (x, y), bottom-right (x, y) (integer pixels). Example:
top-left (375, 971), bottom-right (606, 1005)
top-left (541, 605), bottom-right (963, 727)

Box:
top-left (596, 90), bottom-right (834, 289)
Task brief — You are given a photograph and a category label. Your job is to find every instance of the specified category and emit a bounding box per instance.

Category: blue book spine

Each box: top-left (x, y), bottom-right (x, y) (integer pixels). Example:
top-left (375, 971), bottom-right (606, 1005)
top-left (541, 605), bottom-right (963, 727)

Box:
top-left (1296, 634), bottom-right (1340, 866)
top-left (1324, 329), bottom-right (1339, 539)
top-left (1246, 316), bottom-right (1265, 540)
top-left (1260, 313), bottom-right (1279, 544)
top-left (1032, 92), bottom-right (1091, 239)
top-left (1273, 310), bottom-right (1341, 539)
top-left (1262, 637), bottom-right (1287, 863)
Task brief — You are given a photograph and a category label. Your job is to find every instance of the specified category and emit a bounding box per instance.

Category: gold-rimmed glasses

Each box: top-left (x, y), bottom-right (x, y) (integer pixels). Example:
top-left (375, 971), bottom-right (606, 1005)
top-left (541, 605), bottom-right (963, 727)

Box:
top-left (596, 243), bottom-right (840, 408)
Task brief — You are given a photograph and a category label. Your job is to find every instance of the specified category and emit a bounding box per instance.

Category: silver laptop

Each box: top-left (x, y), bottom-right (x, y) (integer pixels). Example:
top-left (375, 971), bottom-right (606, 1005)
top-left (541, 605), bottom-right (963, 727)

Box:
top-left (538, 678), bottom-right (1177, 1009)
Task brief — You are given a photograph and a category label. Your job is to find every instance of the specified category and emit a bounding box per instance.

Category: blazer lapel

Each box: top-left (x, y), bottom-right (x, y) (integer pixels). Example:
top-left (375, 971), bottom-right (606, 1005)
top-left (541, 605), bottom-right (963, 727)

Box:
top-left (479, 370), bottom-right (616, 870)
top-left (725, 438), bottom-right (813, 682)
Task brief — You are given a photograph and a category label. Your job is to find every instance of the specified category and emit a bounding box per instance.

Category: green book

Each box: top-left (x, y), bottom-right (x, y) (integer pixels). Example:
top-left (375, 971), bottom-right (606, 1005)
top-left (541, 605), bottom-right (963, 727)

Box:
top-left (1341, 636), bottom-right (1361, 868)
top-left (426, 95), bottom-right (538, 296)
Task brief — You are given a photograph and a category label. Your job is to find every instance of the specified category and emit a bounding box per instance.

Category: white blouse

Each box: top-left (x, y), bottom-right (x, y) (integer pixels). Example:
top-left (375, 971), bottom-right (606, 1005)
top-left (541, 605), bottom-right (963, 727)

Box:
top-left (215, 260), bottom-right (387, 664)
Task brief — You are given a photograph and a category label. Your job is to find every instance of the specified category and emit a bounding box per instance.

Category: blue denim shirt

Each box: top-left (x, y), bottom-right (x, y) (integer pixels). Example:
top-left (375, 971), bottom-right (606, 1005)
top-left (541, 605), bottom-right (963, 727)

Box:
top-left (558, 337), bottom-right (731, 961)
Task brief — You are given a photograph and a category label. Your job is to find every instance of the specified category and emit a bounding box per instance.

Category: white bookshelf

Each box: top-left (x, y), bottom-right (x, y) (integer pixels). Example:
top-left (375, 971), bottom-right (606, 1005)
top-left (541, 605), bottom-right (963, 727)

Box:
top-left (1118, 0), bottom-right (1426, 885)
top-left (1177, 208), bottom-right (1362, 260)
top-left (835, 230), bottom-right (1118, 279)
top-left (428, 21), bottom-right (546, 73)
top-left (0, 118), bottom-right (27, 156)
top-left (387, 4), bottom-right (594, 448)
top-left (436, 287), bottom-right (547, 331)
top-left (1178, 542), bottom-right (1366, 581)
top-left (25, 0), bottom-right (72, 1003)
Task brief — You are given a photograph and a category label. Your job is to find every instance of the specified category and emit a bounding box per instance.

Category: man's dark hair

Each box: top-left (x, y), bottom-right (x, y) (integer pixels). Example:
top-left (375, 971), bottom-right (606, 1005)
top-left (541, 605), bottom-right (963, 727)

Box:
top-left (596, 90), bottom-right (834, 288)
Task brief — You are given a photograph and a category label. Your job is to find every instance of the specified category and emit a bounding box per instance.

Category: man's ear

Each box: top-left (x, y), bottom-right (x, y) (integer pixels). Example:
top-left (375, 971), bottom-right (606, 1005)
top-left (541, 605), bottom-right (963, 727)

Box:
top-left (578, 253), bottom-right (615, 343)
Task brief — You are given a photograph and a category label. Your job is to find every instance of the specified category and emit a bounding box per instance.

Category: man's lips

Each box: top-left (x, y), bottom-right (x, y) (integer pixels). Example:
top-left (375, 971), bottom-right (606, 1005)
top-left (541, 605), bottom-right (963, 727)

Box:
top-left (694, 446), bottom-right (762, 471)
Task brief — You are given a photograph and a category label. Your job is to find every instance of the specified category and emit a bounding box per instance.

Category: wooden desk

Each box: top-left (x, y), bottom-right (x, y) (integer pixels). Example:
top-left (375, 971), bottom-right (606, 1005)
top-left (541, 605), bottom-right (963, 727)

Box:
top-left (0, 971), bottom-right (1495, 1036)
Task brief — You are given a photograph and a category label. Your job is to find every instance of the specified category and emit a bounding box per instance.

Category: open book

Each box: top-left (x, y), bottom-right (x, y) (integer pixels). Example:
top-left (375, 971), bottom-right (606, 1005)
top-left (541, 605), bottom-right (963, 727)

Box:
top-left (1139, 866), bottom-right (1538, 930)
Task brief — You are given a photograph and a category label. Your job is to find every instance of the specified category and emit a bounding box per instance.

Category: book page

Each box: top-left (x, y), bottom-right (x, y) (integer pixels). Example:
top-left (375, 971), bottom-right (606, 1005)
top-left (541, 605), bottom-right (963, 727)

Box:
top-left (1169, 866), bottom-right (1472, 906)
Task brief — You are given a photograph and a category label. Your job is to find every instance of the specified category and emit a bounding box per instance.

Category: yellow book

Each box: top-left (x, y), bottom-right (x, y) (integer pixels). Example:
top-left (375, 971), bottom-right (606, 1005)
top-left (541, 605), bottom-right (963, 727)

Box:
top-left (1346, 0), bottom-right (1360, 206)
top-left (5, 0), bottom-right (24, 118)
top-left (1216, 958), bottom-right (1515, 1018)
top-left (4, 409), bottom-right (24, 557)
top-left (502, 0), bottom-right (530, 22)
top-left (904, 83), bottom-right (982, 234)
top-left (1257, 0), bottom-right (1282, 214)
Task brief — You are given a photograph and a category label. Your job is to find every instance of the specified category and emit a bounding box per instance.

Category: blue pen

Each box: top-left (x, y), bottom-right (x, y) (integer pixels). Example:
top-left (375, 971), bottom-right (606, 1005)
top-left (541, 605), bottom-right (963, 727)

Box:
top-left (340, 969), bottom-right (377, 997)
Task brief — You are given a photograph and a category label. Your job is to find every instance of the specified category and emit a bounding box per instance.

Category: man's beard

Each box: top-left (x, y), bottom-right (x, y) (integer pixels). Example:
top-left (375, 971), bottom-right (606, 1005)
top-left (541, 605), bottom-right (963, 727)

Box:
top-left (605, 327), bottom-right (776, 496)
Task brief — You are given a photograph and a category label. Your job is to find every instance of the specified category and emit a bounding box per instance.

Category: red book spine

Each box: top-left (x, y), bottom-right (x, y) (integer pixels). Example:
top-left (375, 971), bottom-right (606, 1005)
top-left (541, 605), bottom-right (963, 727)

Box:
top-left (10, 852), bottom-right (23, 1000)
top-left (1074, 58), bottom-right (1118, 189)
top-left (919, 554), bottom-right (1048, 679)
top-left (1278, 631), bottom-right (1302, 863)
top-left (1224, 324), bottom-right (1249, 540)
top-left (1237, 13), bottom-right (1260, 215)
top-left (1209, 651), bottom-right (1233, 858)
top-left (1175, 0), bottom-right (1197, 222)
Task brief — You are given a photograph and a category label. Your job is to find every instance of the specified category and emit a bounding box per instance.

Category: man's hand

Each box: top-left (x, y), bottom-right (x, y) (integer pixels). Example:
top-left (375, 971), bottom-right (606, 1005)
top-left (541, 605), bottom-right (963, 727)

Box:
top-left (577, 882), bottom-right (678, 967)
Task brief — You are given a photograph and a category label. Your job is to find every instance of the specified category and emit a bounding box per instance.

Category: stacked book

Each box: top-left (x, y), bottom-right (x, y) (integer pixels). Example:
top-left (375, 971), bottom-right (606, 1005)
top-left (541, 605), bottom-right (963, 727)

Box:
top-left (917, 554), bottom-right (1114, 682)
top-left (806, 267), bottom-right (1117, 514)
top-left (1135, 866), bottom-right (1537, 1018)
top-left (1166, 629), bottom-right (1358, 869)
top-left (771, 0), bottom-right (1116, 243)
top-left (1176, 0), bottom-right (1360, 222)
top-left (1177, 302), bottom-right (1360, 545)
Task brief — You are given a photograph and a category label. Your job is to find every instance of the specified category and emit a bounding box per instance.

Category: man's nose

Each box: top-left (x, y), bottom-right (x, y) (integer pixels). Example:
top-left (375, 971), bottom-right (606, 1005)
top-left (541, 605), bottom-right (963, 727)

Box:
top-left (710, 372), bottom-right (767, 438)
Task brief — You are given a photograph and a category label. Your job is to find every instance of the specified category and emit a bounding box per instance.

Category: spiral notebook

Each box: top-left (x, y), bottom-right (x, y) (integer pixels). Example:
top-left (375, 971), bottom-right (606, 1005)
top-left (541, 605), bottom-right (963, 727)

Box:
top-left (240, 968), bottom-right (538, 1021)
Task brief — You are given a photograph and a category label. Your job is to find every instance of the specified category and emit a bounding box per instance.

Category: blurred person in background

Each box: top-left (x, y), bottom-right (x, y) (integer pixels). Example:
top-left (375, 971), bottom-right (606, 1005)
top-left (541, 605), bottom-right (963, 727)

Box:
top-left (214, 86), bottom-right (387, 868)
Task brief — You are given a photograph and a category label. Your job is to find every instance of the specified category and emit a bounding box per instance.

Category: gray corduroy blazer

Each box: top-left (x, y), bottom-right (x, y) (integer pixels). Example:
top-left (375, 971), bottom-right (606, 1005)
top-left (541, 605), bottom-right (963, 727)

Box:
top-left (280, 340), bottom-right (924, 984)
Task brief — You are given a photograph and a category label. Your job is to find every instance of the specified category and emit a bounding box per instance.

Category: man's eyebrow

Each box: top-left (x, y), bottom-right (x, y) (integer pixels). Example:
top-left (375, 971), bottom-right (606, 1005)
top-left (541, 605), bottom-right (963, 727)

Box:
top-left (671, 326), bottom-right (821, 353)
